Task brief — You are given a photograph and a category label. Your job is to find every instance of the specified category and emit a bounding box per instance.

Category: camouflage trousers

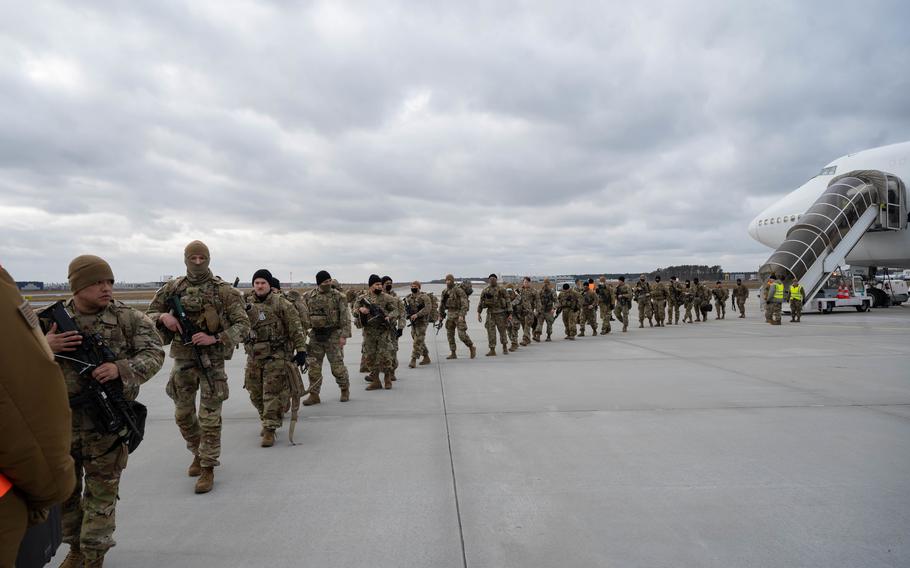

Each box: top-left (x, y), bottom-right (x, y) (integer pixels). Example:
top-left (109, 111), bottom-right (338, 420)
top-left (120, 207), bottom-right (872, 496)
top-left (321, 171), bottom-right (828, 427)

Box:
top-left (613, 304), bottom-right (630, 331)
top-left (580, 308), bottom-right (597, 334)
top-left (599, 303), bottom-right (612, 334)
top-left (562, 310), bottom-right (578, 338)
top-left (637, 300), bottom-right (653, 324)
top-left (364, 327), bottom-right (394, 372)
top-left (484, 312), bottom-right (510, 349)
top-left (683, 302), bottom-right (694, 322)
top-left (410, 320), bottom-right (429, 361)
top-left (715, 300), bottom-right (726, 319)
top-left (535, 310), bottom-right (555, 337)
top-left (389, 328), bottom-right (401, 371)
top-left (694, 301), bottom-right (704, 321)
top-left (446, 315), bottom-right (474, 352)
top-left (63, 428), bottom-right (128, 560)
top-left (737, 298), bottom-right (746, 317)
top-left (790, 300), bottom-right (802, 321)
top-left (667, 300), bottom-right (680, 324)
top-left (767, 302), bottom-right (782, 324)
top-left (307, 332), bottom-right (350, 393)
top-left (576, 307), bottom-right (586, 334)
top-left (245, 357), bottom-right (290, 431)
top-left (167, 360), bottom-right (229, 468)
top-left (508, 314), bottom-right (521, 345)
top-left (652, 299), bottom-right (666, 324)
top-left (520, 314), bottom-right (535, 343)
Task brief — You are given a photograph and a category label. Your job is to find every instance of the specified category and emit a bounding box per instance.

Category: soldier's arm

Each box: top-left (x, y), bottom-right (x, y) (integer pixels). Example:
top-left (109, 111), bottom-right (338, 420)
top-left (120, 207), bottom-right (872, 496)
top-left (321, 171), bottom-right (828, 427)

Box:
top-left (415, 294), bottom-right (431, 318)
top-left (145, 284), bottom-right (172, 336)
top-left (281, 298), bottom-right (308, 353)
top-left (119, 309), bottom-right (165, 386)
top-left (219, 287), bottom-right (251, 350)
top-left (337, 294), bottom-right (352, 338)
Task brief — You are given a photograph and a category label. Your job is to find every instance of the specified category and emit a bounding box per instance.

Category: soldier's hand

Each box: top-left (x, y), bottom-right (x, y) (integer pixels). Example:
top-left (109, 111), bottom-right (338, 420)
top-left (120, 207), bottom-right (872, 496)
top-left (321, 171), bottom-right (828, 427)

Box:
top-left (91, 362), bottom-right (120, 383)
top-left (45, 323), bottom-right (83, 353)
top-left (191, 332), bottom-right (218, 346)
top-left (159, 313), bottom-right (183, 334)
top-left (410, 314), bottom-right (418, 322)
top-left (339, 336), bottom-right (347, 348)
top-left (358, 307), bottom-right (370, 315)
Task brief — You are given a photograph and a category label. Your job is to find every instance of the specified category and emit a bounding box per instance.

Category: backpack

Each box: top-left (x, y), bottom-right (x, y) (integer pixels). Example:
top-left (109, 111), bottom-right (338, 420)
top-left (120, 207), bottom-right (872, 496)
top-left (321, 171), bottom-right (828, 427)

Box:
top-left (427, 292), bottom-right (439, 322)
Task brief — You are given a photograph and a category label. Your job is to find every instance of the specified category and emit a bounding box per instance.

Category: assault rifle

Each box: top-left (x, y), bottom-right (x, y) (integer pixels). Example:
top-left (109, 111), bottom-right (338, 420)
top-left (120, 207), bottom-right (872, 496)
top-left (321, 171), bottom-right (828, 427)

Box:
top-left (167, 295), bottom-right (216, 391)
top-left (45, 302), bottom-right (145, 453)
top-left (358, 295), bottom-right (389, 327)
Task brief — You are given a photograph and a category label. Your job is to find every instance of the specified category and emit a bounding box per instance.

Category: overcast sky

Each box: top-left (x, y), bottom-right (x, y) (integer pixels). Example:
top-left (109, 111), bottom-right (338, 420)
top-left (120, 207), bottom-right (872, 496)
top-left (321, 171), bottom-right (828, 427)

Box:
top-left (1, 1), bottom-right (908, 284)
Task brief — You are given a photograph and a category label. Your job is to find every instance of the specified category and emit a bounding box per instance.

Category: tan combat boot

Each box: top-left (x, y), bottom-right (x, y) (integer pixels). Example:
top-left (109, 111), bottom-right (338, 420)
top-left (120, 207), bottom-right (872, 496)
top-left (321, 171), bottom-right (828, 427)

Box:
top-left (446, 351), bottom-right (457, 360)
top-left (195, 467), bottom-right (214, 494)
top-left (187, 455), bottom-right (202, 477)
top-left (261, 430), bottom-right (275, 447)
top-left (419, 354), bottom-right (431, 365)
top-left (384, 372), bottom-right (394, 389)
top-left (502, 344), bottom-right (510, 355)
top-left (545, 335), bottom-right (551, 342)
top-left (485, 348), bottom-right (496, 356)
top-left (509, 343), bottom-right (519, 352)
top-left (340, 388), bottom-right (350, 402)
top-left (58, 546), bottom-right (82, 568)
top-left (302, 392), bottom-right (321, 406)
top-left (469, 345), bottom-right (476, 359)
top-left (533, 333), bottom-right (541, 342)
top-left (408, 357), bottom-right (417, 369)
top-left (365, 372), bottom-right (382, 390)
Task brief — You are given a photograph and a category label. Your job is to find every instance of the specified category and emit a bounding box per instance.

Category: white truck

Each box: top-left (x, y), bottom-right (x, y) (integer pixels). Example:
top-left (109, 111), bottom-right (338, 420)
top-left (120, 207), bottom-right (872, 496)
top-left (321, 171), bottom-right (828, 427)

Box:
top-left (807, 274), bottom-right (872, 313)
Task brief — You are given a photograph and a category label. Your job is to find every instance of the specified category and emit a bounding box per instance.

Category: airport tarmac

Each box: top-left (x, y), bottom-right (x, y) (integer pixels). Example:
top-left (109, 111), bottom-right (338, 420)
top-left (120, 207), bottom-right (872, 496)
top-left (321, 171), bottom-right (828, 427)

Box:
top-left (102, 286), bottom-right (909, 567)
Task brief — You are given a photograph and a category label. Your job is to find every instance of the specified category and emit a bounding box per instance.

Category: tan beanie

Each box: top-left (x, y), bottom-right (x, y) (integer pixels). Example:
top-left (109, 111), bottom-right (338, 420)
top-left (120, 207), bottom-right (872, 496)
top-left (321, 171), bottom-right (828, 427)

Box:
top-left (184, 240), bottom-right (210, 259)
top-left (68, 255), bottom-right (114, 292)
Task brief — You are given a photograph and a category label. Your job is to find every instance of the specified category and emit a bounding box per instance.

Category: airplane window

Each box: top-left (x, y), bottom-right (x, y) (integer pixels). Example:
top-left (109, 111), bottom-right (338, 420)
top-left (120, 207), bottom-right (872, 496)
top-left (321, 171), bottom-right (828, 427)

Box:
top-left (770, 218), bottom-right (775, 224)
top-left (777, 217), bottom-right (781, 223)
top-left (784, 215), bottom-right (790, 222)
top-left (819, 165), bottom-right (837, 175)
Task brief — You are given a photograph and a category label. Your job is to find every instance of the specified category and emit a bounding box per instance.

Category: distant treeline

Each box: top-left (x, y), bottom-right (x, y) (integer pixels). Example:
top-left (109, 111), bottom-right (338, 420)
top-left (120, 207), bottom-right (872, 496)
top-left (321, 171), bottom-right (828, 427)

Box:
top-left (578, 265), bottom-right (727, 282)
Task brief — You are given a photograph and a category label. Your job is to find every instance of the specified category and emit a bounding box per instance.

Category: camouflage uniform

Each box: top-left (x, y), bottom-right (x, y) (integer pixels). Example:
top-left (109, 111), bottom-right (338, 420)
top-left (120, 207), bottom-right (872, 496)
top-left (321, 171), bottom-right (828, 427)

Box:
top-left (282, 289), bottom-right (310, 409)
top-left (535, 285), bottom-right (558, 341)
top-left (505, 286), bottom-right (521, 351)
top-left (580, 287), bottom-right (598, 336)
top-left (404, 290), bottom-right (432, 366)
top-left (147, 274), bottom-right (250, 471)
top-left (694, 281), bottom-right (710, 322)
top-left (733, 283), bottom-right (749, 318)
top-left (682, 284), bottom-right (695, 323)
top-left (633, 279), bottom-right (653, 328)
top-left (558, 287), bottom-right (580, 339)
top-left (651, 280), bottom-right (668, 327)
top-left (478, 283), bottom-right (512, 355)
top-left (712, 286), bottom-right (729, 319)
top-left (788, 283), bottom-right (805, 322)
top-left (518, 284), bottom-right (539, 345)
top-left (596, 281), bottom-right (614, 334)
top-left (575, 283), bottom-right (587, 335)
top-left (441, 282), bottom-right (474, 357)
top-left (305, 285), bottom-right (352, 396)
top-left (668, 279), bottom-right (683, 324)
top-left (41, 299), bottom-right (163, 562)
top-left (356, 290), bottom-right (400, 384)
top-left (243, 290), bottom-right (307, 432)
top-left (386, 288), bottom-right (406, 373)
top-left (613, 281), bottom-right (633, 332)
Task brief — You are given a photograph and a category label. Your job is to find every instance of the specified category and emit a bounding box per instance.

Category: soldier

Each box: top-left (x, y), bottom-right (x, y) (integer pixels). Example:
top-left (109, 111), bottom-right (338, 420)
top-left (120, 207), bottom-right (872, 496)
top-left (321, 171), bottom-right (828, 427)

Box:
top-left (242, 270), bottom-right (308, 447)
top-left (382, 276), bottom-right (405, 379)
top-left (596, 276), bottom-right (614, 334)
top-left (302, 271), bottom-right (351, 405)
top-left (633, 274), bottom-right (653, 328)
top-left (405, 281), bottom-right (432, 368)
top-left (765, 274), bottom-right (784, 325)
top-left (518, 277), bottom-right (539, 345)
top-left (712, 281), bottom-right (729, 319)
top-left (535, 278), bottom-right (558, 341)
top-left (477, 274), bottom-right (512, 356)
top-left (613, 276), bottom-right (633, 332)
top-left (440, 274), bottom-right (476, 359)
top-left (41, 255), bottom-right (164, 566)
top-left (147, 241), bottom-right (250, 494)
top-left (581, 280), bottom-right (599, 336)
top-left (682, 280), bottom-right (695, 323)
top-left (651, 275), bottom-right (668, 327)
top-left (788, 278), bottom-right (805, 323)
top-left (692, 277), bottom-right (705, 322)
top-left (666, 276), bottom-right (682, 325)
top-left (574, 279), bottom-right (587, 335)
top-left (557, 283), bottom-right (580, 340)
top-left (733, 278), bottom-right (749, 318)
top-left (505, 284), bottom-right (522, 351)
top-left (356, 275), bottom-right (401, 389)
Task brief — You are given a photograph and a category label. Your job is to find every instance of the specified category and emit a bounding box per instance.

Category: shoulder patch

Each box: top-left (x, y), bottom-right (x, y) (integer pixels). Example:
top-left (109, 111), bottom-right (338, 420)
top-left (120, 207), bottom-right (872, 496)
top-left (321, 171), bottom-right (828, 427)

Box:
top-left (18, 299), bottom-right (40, 329)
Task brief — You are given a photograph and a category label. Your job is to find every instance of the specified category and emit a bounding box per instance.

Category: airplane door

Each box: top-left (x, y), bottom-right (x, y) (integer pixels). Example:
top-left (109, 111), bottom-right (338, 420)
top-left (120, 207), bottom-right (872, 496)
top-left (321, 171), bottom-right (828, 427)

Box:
top-left (883, 175), bottom-right (906, 230)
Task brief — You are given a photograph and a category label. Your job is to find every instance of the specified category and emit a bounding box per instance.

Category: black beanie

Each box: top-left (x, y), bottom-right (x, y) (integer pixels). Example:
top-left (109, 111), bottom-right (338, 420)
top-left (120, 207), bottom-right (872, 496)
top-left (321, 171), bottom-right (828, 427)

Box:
top-left (562, 283), bottom-right (570, 290)
top-left (316, 270), bottom-right (332, 285)
top-left (368, 274), bottom-right (381, 286)
top-left (253, 269), bottom-right (273, 285)
top-left (381, 275), bottom-right (392, 284)
top-left (270, 277), bottom-right (281, 290)
top-left (488, 273), bottom-right (497, 279)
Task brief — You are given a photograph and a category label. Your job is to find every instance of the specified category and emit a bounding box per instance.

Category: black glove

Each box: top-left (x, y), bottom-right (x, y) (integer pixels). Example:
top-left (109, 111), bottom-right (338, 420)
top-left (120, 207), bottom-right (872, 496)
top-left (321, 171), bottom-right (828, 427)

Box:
top-left (294, 351), bottom-right (308, 366)
top-left (396, 328), bottom-right (403, 338)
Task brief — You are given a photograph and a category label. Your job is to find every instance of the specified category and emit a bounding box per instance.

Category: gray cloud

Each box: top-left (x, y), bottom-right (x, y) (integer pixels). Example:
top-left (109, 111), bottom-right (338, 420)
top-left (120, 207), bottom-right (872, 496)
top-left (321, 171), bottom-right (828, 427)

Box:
top-left (1, 0), bottom-right (909, 283)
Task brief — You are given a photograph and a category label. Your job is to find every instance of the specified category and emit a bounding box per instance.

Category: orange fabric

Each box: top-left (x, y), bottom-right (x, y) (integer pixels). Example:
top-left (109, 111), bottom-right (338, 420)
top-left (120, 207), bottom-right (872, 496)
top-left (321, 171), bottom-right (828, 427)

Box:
top-left (0, 474), bottom-right (11, 497)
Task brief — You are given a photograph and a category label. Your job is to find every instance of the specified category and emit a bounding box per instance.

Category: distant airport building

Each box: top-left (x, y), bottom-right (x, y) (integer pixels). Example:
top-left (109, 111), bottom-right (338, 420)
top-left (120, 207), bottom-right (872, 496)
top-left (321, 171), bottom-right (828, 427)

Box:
top-left (16, 281), bottom-right (44, 291)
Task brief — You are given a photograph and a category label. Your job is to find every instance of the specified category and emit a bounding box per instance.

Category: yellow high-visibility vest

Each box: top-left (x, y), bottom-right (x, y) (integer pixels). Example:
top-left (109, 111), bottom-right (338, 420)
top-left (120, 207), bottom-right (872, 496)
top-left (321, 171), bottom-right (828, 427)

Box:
top-left (790, 285), bottom-right (803, 301)
top-left (773, 283), bottom-right (785, 300)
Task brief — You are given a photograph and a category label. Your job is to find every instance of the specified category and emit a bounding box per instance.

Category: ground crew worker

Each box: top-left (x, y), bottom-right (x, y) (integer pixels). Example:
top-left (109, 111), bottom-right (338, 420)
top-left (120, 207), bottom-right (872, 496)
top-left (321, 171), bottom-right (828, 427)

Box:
top-left (733, 278), bottom-right (749, 318)
top-left (43, 255), bottom-right (164, 566)
top-left (0, 266), bottom-right (75, 568)
top-left (788, 279), bottom-right (805, 322)
top-left (535, 278), bottom-right (558, 341)
top-left (147, 241), bottom-right (250, 494)
top-left (651, 276), bottom-right (668, 327)
top-left (596, 276), bottom-right (614, 334)
top-left (765, 274), bottom-right (784, 325)
top-left (478, 274), bottom-right (512, 356)
top-left (441, 274), bottom-right (476, 359)
top-left (357, 275), bottom-right (400, 390)
top-left (304, 270), bottom-right (352, 404)
top-left (712, 281), bottom-right (728, 319)
top-left (613, 276), bottom-right (633, 332)
top-left (405, 281), bottom-right (432, 368)
top-left (243, 269), bottom-right (307, 447)
top-left (557, 283), bottom-right (580, 340)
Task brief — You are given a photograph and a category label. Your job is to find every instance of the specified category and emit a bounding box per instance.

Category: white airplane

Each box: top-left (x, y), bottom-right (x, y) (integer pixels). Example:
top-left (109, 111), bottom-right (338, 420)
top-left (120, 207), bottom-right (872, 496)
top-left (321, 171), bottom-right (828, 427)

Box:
top-left (749, 141), bottom-right (910, 273)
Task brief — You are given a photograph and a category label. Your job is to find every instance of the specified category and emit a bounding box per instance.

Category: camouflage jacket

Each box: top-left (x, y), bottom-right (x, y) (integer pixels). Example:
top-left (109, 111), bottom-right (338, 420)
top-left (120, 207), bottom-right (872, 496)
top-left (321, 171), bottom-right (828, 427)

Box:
top-left (283, 289), bottom-right (311, 332)
top-left (669, 281), bottom-right (684, 303)
top-left (404, 291), bottom-right (432, 323)
top-left (581, 288), bottom-right (598, 311)
top-left (712, 287), bottom-right (729, 302)
top-left (306, 287), bottom-right (352, 339)
top-left (651, 282), bottom-right (669, 301)
top-left (733, 284), bottom-right (749, 301)
top-left (441, 285), bottom-right (470, 319)
top-left (682, 286), bottom-right (695, 304)
top-left (558, 289), bottom-right (581, 311)
top-left (633, 281), bottom-right (652, 302)
top-left (518, 287), bottom-right (539, 315)
top-left (355, 291), bottom-right (400, 330)
top-left (147, 275), bottom-right (250, 362)
top-left (40, 299), bottom-right (164, 430)
top-left (478, 285), bottom-right (512, 316)
top-left (244, 291), bottom-right (307, 360)
top-left (615, 283), bottom-right (633, 306)
top-left (694, 283), bottom-right (710, 303)
top-left (595, 284), bottom-right (615, 307)
top-left (539, 287), bottom-right (558, 312)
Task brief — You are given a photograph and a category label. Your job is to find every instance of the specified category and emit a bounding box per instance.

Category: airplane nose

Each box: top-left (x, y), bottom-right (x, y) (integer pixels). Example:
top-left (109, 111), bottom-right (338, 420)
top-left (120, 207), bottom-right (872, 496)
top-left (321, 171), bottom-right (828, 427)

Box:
top-left (748, 218), bottom-right (759, 241)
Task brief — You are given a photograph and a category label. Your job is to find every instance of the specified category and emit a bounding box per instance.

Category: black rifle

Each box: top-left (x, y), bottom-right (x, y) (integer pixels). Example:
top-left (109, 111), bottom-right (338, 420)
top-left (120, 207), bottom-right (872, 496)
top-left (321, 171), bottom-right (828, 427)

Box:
top-left (167, 295), bottom-right (216, 391)
top-left (358, 295), bottom-right (388, 327)
top-left (45, 301), bottom-right (145, 454)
